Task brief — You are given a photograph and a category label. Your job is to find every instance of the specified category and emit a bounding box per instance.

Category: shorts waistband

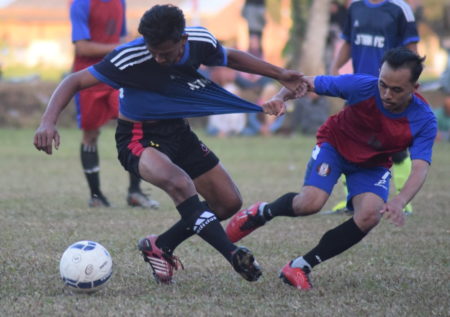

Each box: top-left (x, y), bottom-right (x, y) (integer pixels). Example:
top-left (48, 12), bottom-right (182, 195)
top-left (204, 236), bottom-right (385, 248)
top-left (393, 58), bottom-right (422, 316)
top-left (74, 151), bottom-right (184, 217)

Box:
top-left (117, 118), bottom-right (187, 128)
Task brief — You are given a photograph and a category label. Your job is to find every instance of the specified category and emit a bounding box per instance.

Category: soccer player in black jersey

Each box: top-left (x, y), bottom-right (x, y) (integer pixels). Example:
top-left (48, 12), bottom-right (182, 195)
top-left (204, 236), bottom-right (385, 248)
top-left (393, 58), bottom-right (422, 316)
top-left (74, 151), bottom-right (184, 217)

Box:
top-left (34, 4), bottom-right (305, 284)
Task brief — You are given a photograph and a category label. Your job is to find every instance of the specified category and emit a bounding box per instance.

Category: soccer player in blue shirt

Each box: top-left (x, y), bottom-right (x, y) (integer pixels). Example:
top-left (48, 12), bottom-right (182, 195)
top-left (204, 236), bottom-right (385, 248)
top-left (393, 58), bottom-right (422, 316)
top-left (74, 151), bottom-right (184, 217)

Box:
top-left (329, 0), bottom-right (420, 215)
top-left (226, 47), bottom-right (437, 290)
top-left (34, 4), bottom-right (305, 284)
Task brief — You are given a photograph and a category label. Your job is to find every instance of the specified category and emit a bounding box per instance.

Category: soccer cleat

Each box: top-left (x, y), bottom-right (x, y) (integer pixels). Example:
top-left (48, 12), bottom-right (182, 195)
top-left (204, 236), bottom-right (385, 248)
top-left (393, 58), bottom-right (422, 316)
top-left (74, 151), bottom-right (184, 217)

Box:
top-left (279, 262), bottom-right (312, 290)
top-left (226, 202), bottom-right (266, 243)
top-left (138, 235), bottom-right (183, 284)
top-left (88, 194), bottom-right (111, 208)
top-left (127, 191), bottom-right (160, 209)
top-left (231, 247), bottom-right (262, 282)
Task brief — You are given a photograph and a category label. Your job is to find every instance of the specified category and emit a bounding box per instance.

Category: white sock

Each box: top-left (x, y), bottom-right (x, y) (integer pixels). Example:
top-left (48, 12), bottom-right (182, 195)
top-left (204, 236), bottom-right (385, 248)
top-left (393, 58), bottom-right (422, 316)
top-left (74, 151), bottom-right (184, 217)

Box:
top-left (258, 202), bottom-right (268, 219)
top-left (291, 256), bottom-right (312, 271)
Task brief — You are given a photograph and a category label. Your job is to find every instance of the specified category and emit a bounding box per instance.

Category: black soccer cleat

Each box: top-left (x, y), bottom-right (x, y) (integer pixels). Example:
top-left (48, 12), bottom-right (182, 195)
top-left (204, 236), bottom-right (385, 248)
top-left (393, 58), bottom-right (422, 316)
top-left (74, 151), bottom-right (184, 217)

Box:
top-left (231, 247), bottom-right (262, 282)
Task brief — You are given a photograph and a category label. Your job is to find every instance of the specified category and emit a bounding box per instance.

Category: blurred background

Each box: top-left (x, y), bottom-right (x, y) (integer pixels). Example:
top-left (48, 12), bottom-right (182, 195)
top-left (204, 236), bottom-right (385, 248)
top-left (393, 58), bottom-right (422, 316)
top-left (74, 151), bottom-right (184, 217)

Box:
top-left (0, 0), bottom-right (449, 132)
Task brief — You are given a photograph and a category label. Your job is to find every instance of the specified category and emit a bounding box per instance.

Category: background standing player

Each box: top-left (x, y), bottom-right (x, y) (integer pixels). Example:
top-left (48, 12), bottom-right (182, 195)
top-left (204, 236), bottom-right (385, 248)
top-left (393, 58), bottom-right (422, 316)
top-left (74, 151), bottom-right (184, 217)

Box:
top-left (329, 0), bottom-right (420, 214)
top-left (70, 0), bottom-right (159, 208)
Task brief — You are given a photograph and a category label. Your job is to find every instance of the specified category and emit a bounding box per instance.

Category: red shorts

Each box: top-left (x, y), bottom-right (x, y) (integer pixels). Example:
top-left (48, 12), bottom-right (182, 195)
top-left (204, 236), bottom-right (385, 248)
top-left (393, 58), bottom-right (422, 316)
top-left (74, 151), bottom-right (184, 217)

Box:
top-left (75, 83), bottom-right (119, 130)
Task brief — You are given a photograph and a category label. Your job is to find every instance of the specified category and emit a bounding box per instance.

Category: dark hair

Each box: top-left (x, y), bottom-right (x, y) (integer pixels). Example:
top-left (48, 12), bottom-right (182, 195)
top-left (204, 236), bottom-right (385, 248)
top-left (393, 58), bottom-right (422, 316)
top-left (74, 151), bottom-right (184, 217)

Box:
top-left (381, 47), bottom-right (425, 83)
top-left (138, 5), bottom-right (185, 47)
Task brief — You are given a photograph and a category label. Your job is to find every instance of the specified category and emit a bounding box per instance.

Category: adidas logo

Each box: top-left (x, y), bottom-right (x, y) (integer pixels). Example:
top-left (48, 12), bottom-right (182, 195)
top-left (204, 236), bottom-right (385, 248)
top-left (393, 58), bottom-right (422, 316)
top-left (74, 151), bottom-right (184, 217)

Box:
top-left (193, 211), bottom-right (217, 233)
top-left (354, 20), bottom-right (359, 27)
top-left (148, 257), bottom-right (170, 276)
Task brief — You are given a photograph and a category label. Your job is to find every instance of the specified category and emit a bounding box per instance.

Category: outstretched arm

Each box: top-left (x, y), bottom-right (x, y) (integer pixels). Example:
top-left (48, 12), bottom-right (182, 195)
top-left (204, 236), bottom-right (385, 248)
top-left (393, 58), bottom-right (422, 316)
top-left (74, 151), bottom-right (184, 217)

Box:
top-left (226, 48), bottom-right (305, 96)
top-left (34, 69), bottom-right (100, 155)
top-left (380, 159), bottom-right (429, 226)
top-left (261, 76), bottom-right (316, 116)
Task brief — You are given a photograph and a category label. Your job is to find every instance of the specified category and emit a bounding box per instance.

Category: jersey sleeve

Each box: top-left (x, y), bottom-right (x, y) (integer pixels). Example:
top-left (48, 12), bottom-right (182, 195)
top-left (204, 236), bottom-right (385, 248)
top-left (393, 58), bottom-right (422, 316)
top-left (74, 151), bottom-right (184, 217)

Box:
top-left (397, 3), bottom-right (420, 46)
top-left (314, 74), bottom-right (377, 104)
top-left (409, 115), bottom-right (437, 164)
top-left (87, 47), bottom-right (126, 89)
top-left (88, 54), bottom-right (122, 89)
top-left (186, 27), bottom-right (227, 66)
top-left (70, 0), bottom-right (91, 42)
top-left (341, 3), bottom-right (353, 43)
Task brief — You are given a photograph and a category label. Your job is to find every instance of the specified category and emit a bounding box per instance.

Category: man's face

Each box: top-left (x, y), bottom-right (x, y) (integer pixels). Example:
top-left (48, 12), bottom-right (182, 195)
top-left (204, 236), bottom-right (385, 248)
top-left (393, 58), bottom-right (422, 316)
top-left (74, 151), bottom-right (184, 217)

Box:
top-left (378, 63), bottom-right (418, 113)
top-left (147, 34), bottom-right (187, 66)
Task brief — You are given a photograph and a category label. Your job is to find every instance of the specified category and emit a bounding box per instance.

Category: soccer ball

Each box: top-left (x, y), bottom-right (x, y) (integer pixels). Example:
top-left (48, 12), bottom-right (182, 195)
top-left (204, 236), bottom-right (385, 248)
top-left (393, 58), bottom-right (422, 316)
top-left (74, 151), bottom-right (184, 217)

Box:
top-left (59, 240), bottom-right (113, 293)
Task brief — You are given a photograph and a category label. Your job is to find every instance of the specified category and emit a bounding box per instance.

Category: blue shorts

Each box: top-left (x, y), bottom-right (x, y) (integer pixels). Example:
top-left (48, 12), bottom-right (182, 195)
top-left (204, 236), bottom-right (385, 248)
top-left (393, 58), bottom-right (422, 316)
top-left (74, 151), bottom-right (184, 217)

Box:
top-left (303, 143), bottom-right (391, 210)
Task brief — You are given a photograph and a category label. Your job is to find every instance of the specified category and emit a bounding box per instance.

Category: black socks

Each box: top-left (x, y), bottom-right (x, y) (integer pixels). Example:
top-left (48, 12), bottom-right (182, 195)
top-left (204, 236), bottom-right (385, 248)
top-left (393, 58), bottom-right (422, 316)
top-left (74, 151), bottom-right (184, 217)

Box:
top-left (261, 192), bottom-right (297, 221)
top-left (128, 173), bottom-right (141, 193)
top-left (157, 195), bottom-right (236, 262)
top-left (80, 144), bottom-right (101, 197)
top-left (302, 217), bottom-right (367, 268)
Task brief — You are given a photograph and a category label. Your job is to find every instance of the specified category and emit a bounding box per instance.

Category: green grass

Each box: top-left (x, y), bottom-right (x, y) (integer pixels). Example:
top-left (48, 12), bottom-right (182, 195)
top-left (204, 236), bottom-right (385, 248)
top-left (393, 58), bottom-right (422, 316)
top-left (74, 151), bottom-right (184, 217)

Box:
top-left (2, 65), bottom-right (66, 82)
top-left (1, 127), bottom-right (449, 316)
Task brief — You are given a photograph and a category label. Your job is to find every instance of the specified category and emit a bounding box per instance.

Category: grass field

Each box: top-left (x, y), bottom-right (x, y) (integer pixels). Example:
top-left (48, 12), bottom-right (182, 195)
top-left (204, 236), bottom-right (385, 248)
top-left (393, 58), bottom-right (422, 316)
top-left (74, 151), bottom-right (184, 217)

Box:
top-left (1, 127), bottom-right (449, 317)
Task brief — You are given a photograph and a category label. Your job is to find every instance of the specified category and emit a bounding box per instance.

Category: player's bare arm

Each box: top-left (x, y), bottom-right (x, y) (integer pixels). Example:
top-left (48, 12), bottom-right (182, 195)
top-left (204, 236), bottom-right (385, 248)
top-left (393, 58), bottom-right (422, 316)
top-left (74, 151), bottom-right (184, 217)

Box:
top-left (226, 48), bottom-right (305, 96)
top-left (380, 159), bottom-right (429, 226)
top-left (74, 40), bottom-right (121, 58)
top-left (34, 69), bottom-right (100, 155)
top-left (330, 41), bottom-right (351, 75)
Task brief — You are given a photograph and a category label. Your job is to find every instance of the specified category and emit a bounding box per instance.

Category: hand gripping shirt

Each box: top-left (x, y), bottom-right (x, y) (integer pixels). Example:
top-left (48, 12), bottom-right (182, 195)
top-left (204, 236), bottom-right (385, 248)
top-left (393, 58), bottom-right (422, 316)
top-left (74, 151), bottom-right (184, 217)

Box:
top-left (343, 0), bottom-right (419, 76)
top-left (70, 0), bottom-right (127, 72)
top-left (315, 74), bottom-right (437, 168)
top-left (88, 27), bottom-right (262, 120)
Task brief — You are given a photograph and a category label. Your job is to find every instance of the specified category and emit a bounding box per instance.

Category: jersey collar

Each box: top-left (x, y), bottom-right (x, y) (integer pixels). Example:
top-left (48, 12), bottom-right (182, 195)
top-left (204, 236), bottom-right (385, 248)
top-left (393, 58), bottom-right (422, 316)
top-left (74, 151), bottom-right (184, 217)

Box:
top-left (175, 41), bottom-right (190, 65)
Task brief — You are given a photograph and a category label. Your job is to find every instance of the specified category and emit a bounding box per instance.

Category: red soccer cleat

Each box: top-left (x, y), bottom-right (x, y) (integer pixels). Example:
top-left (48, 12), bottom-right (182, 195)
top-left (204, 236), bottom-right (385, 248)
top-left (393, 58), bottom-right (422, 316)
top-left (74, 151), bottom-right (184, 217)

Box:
top-left (225, 202), bottom-right (266, 243)
top-left (138, 235), bottom-right (183, 284)
top-left (279, 262), bottom-right (312, 290)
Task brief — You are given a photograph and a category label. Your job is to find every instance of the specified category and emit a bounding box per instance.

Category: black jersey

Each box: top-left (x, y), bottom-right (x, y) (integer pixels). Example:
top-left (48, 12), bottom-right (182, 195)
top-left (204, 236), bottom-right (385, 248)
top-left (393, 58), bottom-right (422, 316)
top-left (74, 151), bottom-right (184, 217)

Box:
top-left (89, 26), bottom-right (262, 120)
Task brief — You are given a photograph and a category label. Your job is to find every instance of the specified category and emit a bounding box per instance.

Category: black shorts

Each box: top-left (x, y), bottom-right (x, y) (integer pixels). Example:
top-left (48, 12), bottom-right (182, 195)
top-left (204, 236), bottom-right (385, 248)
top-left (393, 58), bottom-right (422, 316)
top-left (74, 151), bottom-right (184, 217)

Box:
top-left (115, 118), bottom-right (219, 179)
top-left (392, 150), bottom-right (408, 163)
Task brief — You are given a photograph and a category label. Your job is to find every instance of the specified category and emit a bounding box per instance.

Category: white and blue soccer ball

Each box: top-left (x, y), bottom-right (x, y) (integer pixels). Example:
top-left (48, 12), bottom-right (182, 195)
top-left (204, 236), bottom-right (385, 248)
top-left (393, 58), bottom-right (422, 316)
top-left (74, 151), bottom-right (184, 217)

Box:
top-left (59, 240), bottom-right (113, 293)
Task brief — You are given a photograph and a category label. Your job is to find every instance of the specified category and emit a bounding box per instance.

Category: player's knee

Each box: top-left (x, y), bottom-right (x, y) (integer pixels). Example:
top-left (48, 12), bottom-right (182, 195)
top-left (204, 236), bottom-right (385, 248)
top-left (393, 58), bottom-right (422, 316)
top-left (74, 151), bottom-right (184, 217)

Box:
top-left (158, 173), bottom-right (195, 199)
top-left (83, 130), bottom-right (100, 145)
top-left (214, 195), bottom-right (242, 220)
top-left (354, 209), bottom-right (381, 232)
top-left (292, 191), bottom-right (326, 215)
top-left (293, 201), bottom-right (321, 215)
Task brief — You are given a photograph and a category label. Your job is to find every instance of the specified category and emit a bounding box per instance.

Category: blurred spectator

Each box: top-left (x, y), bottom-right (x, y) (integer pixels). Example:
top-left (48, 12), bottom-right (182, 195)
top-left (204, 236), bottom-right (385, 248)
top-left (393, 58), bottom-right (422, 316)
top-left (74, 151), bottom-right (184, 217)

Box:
top-left (290, 91), bottom-right (330, 135)
top-left (205, 67), bottom-right (247, 137)
top-left (407, 0), bottom-right (424, 23)
top-left (439, 4), bottom-right (450, 93)
top-left (236, 72), bottom-right (284, 136)
top-left (434, 92), bottom-right (450, 142)
top-left (242, 0), bottom-right (266, 55)
top-left (325, 1), bottom-right (348, 74)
